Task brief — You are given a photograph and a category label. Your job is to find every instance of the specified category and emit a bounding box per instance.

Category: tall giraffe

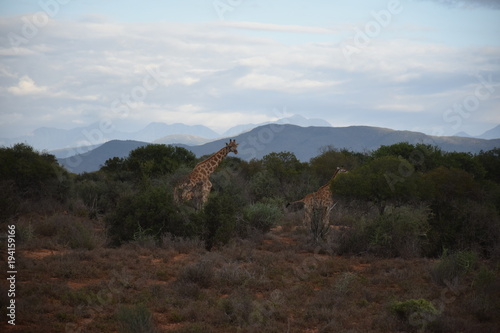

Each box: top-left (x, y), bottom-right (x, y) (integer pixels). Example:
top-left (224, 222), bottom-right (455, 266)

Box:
top-left (174, 139), bottom-right (238, 209)
top-left (288, 167), bottom-right (348, 226)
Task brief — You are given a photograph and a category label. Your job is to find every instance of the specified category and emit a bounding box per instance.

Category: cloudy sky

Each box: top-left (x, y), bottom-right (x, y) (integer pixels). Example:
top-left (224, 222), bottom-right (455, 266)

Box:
top-left (0, 0), bottom-right (499, 139)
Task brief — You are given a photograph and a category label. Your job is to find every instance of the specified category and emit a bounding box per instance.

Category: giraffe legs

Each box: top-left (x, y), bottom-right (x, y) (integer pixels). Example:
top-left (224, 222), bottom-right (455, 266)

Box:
top-left (174, 179), bottom-right (209, 210)
top-left (199, 180), bottom-right (212, 210)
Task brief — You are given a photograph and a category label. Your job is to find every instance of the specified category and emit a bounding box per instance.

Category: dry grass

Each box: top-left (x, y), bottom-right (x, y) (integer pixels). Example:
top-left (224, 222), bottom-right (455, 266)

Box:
top-left (1, 212), bottom-right (499, 333)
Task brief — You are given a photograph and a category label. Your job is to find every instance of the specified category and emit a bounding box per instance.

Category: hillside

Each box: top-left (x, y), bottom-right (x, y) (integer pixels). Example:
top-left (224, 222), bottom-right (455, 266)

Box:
top-left (58, 140), bottom-right (149, 174)
top-left (187, 125), bottom-right (500, 161)
top-left (58, 124), bottom-right (500, 174)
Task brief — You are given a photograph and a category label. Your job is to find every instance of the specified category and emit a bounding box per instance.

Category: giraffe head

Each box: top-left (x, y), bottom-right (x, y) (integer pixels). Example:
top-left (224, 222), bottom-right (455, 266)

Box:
top-left (226, 139), bottom-right (239, 154)
top-left (337, 166), bottom-right (348, 174)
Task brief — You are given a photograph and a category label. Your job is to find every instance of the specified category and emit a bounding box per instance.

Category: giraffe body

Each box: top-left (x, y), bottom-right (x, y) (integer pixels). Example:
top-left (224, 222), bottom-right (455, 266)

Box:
top-left (174, 140), bottom-right (238, 209)
top-left (289, 167), bottom-right (348, 226)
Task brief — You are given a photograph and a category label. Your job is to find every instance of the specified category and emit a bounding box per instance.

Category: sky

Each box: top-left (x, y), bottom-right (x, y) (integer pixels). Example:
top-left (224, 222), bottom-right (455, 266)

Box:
top-left (0, 0), bottom-right (499, 139)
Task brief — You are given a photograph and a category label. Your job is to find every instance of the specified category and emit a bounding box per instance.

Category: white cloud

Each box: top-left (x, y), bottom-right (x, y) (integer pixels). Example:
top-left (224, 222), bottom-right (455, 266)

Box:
top-left (0, 16), bottom-right (498, 138)
top-left (216, 21), bottom-right (341, 34)
top-left (7, 76), bottom-right (48, 95)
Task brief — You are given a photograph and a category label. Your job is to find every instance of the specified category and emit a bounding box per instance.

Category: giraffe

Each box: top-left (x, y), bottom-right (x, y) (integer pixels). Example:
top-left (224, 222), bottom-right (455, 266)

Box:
top-left (174, 139), bottom-right (239, 209)
top-left (287, 166), bottom-right (348, 227)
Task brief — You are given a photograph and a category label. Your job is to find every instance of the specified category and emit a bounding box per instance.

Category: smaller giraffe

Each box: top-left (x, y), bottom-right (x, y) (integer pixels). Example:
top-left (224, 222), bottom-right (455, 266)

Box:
top-left (288, 167), bottom-right (348, 227)
top-left (174, 139), bottom-right (238, 209)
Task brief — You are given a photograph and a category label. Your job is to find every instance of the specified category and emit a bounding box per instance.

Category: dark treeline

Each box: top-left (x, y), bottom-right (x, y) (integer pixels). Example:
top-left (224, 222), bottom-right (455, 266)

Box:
top-left (1, 142), bottom-right (499, 258)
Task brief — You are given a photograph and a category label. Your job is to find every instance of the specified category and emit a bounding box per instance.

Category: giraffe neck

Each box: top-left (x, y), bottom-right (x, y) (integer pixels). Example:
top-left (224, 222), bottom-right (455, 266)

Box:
top-left (315, 168), bottom-right (343, 196)
top-left (194, 146), bottom-right (230, 178)
top-left (329, 168), bottom-right (342, 183)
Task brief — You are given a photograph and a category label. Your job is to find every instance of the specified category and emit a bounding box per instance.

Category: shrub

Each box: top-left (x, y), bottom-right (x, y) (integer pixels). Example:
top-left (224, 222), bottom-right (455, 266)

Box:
top-left (243, 202), bottom-right (283, 234)
top-left (0, 144), bottom-right (70, 219)
top-left (106, 185), bottom-right (194, 246)
top-left (309, 205), bottom-right (331, 243)
top-left (390, 299), bottom-right (440, 330)
top-left (431, 250), bottom-right (478, 285)
top-left (201, 192), bottom-right (238, 250)
top-left (367, 205), bottom-right (431, 258)
top-left (116, 304), bottom-right (157, 333)
top-left (178, 261), bottom-right (214, 289)
top-left (58, 219), bottom-right (104, 250)
top-left (469, 266), bottom-right (500, 321)
top-left (333, 156), bottom-right (421, 215)
top-left (120, 144), bottom-right (196, 178)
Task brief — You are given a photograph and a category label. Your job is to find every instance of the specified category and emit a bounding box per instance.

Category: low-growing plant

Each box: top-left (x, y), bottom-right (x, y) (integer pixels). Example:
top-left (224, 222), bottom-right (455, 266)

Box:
top-left (243, 202), bottom-right (283, 234)
top-left (469, 265), bottom-right (500, 321)
top-left (309, 205), bottom-right (330, 243)
top-left (106, 185), bottom-right (193, 246)
top-left (431, 249), bottom-right (478, 285)
top-left (390, 299), bottom-right (440, 330)
top-left (116, 304), bottom-right (157, 333)
top-left (201, 191), bottom-right (239, 250)
top-left (367, 205), bottom-right (431, 258)
top-left (178, 260), bottom-right (214, 289)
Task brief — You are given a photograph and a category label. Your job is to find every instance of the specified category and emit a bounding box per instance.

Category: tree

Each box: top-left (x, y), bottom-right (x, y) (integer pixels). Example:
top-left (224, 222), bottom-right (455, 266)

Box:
top-left (260, 152), bottom-right (309, 201)
top-left (309, 146), bottom-right (362, 183)
top-left (476, 148), bottom-right (500, 183)
top-left (332, 156), bottom-right (421, 214)
top-left (103, 144), bottom-right (196, 178)
top-left (0, 143), bottom-right (69, 198)
top-left (422, 166), bottom-right (496, 254)
top-left (442, 152), bottom-right (486, 180)
top-left (373, 142), bottom-right (445, 172)
top-left (106, 185), bottom-right (193, 246)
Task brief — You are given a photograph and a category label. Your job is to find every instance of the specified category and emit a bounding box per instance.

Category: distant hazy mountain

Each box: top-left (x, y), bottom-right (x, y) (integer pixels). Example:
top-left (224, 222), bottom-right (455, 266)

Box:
top-left (453, 124), bottom-right (500, 140)
top-left (190, 124), bottom-right (500, 162)
top-left (1, 122), bottom-right (218, 151)
top-left (478, 124), bottom-right (500, 140)
top-left (58, 140), bottom-right (149, 174)
top-left (58, 124), bottom-right (500, 174)
top-left (153, 134), bottom-right (212, 146)
top-left (223, 114), bottom-right (331, 136)
top-left (453, 131), bottom-right (473, 138)
top-left (130, 122), bottom-right (219, 142)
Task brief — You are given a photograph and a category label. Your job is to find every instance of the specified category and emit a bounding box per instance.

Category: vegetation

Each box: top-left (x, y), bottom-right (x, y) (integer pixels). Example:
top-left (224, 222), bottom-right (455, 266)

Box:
top-left (1, 142), bottom-right (499, 332)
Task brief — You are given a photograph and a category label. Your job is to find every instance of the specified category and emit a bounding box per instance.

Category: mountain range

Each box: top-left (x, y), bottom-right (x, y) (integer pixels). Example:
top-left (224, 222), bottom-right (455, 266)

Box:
top-left (58, 124), bottom-right (500, 174)
top-left (454, 124), bottom-right (500, 140)
top-left (0, 114), bottom-right (329, 152)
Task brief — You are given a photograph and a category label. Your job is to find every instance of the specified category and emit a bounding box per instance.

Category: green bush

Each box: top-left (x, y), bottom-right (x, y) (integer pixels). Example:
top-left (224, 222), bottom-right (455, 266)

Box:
top-left (333, 156), bottom-right (421, 215)
top-left (431, 250), bottom-right (478, 285)
top-left (243, 202), bottom-right (283, 234)
top-left (74, 172), bottom-right (130, 218)
top-left (390, 299), bottom-right (440, 329)
top-left (367, 205), bottom-right (431, 258)
top-left (470, 266), bottom-right (500, 321)
top-left (105, 185), bottom-right (194, 246)
top-left (119, 144), bottom-right (196, 178)
top-left (116, 304), bottom-right (157, 333)
top-left (202, 192), bottom-right (238, 250)
top-left (0, 144), bottom-right (70, 219)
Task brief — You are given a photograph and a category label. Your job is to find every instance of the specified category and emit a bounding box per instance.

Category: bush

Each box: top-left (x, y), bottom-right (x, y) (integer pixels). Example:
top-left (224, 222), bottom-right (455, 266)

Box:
top-left (105, 185), bottom-right (194, 246)
top-left (469, 265), bottom-right (500, 321)
top-left (0, 144), bottom-right (70, 219)
top-left (201, 192), bottom-right (238, 250)
top-left (333, 156), bottom-right (421, 215)
top-left (390, 299), bottom-right (440, 330)
top-left (178, 261), bottom-right (214, 289)
top-left (116, 304), bottom-right (157, 333)
top-left (243, 202), bottom-right (283, 234)
top-left (431, 250), bottom-right (478, 285)
top-left (119, 144), bottom-right (196, 178)
top-left (73, 172), bottom-right (131, 219)
top-left (367, 205), bottom-right (431, 258)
